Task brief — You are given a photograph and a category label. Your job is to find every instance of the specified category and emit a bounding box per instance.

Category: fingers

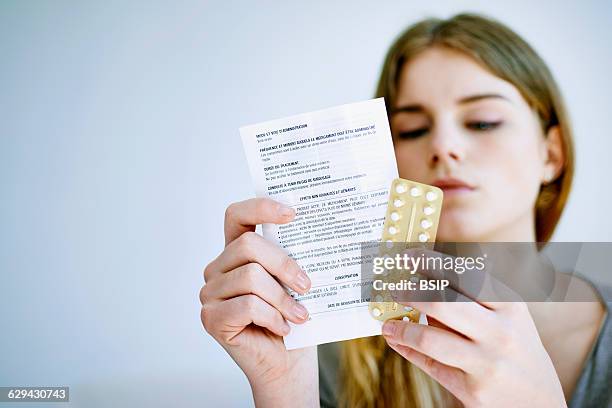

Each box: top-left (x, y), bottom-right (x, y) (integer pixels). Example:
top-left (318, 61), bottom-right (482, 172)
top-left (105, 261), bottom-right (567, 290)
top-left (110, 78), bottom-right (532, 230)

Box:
top-left (393, 284), bottom-right (496, 340)
top-left (202, 294), bottom-right (290, 344)
top-left (382, 319), bottom-right (477, 372)
top-left (386, 341), bottom-right (470, 403)
top-left (201, 198), bottom-right (310, 348)
top-left (206, 231), bottom-right (311, 294)
top-left (224, 198), bottom-right (295, 246)
top-left (201, 263), bottom-right (309, 324)
top-left (426, 316), bottom-right (464, 337)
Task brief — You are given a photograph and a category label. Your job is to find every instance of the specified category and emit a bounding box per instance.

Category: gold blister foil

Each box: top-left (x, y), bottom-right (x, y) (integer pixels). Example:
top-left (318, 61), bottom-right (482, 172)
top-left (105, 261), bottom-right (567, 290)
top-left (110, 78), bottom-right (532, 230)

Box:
top-left (369, 178), bottom-right (443, 322)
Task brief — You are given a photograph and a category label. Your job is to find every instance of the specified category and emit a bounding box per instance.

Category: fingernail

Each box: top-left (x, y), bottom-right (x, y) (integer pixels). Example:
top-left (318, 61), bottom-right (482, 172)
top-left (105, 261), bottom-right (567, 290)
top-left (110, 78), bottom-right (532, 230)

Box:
top-left (279, 205), bottom-right (295, 217)
top-left (382, 320), bottom-right (397, 337)
top-left (295, 272), bottom-right (311, 292)
top-left (292, 302), bottom-right (309, 320)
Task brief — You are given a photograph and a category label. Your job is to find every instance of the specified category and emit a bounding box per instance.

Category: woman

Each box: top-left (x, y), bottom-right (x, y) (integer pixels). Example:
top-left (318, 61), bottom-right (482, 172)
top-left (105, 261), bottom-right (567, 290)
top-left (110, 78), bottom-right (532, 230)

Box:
top-left (200, 14), bottom-right (610, 407)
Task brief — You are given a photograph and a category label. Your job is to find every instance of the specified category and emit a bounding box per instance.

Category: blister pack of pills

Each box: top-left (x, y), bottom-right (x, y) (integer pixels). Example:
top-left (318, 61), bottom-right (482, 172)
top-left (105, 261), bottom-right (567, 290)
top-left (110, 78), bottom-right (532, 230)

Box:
top-left (369, 178), bottom-right (443, 322)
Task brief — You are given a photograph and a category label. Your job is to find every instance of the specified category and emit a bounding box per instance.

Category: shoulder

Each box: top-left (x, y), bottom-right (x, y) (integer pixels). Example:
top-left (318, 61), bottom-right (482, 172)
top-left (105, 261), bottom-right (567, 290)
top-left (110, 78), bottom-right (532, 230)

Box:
top-left (565, 275), bottom-right (612, 408)
top-left (552, 272), bottom-right (608, 330)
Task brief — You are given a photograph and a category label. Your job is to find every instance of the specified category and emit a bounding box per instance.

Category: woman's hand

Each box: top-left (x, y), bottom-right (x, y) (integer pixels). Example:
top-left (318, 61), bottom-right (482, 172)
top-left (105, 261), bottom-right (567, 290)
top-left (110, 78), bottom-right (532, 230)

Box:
top-left (200, 198), bottom-right (319, 407)
top-left (381, 250), bottom-right (567, 408)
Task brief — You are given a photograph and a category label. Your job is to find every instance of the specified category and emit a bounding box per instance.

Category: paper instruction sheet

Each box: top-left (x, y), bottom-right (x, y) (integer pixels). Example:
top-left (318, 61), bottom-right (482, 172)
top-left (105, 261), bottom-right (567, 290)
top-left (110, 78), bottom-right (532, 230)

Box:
top-left (240, 98), bottom-right (398, 349)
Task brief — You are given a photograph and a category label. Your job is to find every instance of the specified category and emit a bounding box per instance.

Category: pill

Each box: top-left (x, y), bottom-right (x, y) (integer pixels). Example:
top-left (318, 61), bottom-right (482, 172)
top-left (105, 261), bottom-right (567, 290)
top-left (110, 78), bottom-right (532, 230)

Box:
top-left (410, 187), bottom-right (422, 197)
top-left (372, 307), bottom-right (382, 317)
top-left (402, 316), bottom-right (410, 321)
top-left (404, 306), bottom-right (413, 312)
top-left (395, 184), bottom-right (407, 194)
top-left (385, 240), bottom-right (393, 249)
top-left (390, 211), bottom-right (400, 221)
top-left (426, 191), bottom-right (437, 201)
top-left (394, 199), bottom-right (404, 208)
top-left (418, 233), bottom-right (429, 242)
top-left (420, 219), bottom-right (432, 229)
top-left (374, 294), bottom-right (383, 302)
top-left (388, 226), bottom-right (398, 235)
top-left (423, 206), bottom-right (434, 215)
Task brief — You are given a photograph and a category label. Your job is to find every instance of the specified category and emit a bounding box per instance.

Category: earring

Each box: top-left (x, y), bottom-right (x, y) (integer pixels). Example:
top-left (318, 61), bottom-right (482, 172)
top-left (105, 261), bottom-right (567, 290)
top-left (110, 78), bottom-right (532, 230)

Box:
top-left (544, 168), bottom-right (554, 183)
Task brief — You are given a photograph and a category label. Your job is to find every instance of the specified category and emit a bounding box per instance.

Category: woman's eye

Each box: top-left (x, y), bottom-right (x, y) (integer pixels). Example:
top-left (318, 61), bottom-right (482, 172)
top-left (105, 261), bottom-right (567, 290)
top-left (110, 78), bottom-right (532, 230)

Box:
top-left (397, 128), bottom-right (429, 139)
top-left (466, 121), bottom-right (502, 131)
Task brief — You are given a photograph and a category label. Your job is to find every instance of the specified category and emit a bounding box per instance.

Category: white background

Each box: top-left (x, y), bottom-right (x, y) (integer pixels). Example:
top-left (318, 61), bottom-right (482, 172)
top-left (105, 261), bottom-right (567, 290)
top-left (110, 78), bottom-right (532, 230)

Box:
top-left (1, 1), bottom-right (611, 406)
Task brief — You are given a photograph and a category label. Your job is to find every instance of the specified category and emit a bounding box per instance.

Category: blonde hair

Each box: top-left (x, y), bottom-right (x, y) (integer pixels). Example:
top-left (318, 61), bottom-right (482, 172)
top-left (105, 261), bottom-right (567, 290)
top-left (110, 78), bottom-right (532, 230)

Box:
top-left (340, 13), bottom-right (575, 407)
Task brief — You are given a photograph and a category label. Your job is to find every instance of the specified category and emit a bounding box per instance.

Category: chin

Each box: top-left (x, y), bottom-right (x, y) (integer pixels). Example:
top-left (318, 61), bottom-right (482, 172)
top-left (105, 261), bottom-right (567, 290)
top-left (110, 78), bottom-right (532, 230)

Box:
top-left (436, 214), bottom-right (485, 242)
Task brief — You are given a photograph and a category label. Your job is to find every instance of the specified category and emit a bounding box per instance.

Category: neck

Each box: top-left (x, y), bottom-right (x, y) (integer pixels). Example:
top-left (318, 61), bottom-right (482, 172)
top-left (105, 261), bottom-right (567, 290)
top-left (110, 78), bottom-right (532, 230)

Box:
top-left (477, 211), bottom-right (555, 331)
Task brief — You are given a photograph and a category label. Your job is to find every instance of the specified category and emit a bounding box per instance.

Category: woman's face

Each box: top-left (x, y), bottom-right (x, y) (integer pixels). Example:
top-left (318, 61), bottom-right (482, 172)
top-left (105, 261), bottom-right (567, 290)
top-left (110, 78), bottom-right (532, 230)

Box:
top-left (391, 47), bottom-right (560, 242)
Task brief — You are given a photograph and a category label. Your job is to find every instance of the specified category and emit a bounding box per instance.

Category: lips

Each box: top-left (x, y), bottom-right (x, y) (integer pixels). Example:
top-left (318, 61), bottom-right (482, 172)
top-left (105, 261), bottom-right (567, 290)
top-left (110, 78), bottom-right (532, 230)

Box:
top-left (431, 177), bottom-right (476, 194)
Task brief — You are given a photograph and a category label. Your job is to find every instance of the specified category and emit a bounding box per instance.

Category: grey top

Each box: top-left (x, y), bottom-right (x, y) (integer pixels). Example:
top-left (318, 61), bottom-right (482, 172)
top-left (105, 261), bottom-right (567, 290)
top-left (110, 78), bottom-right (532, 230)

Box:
top-left (319, 280), bottom-right (611, 408)
top-left (569, 281), bottom-right (611, 408)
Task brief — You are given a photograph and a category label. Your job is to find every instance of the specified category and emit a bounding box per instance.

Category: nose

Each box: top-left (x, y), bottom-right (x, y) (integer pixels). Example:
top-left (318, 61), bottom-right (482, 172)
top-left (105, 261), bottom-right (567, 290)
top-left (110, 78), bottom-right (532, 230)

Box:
top-left (427, 121), bottom-right (465, 168)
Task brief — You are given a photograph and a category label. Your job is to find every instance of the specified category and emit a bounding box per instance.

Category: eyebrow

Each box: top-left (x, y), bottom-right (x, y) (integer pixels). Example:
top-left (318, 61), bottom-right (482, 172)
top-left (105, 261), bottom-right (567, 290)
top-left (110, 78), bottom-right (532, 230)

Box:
top-left (391, 93), bottom-right (511, 114)
top-left (458, 93), bottom-right (511, 104)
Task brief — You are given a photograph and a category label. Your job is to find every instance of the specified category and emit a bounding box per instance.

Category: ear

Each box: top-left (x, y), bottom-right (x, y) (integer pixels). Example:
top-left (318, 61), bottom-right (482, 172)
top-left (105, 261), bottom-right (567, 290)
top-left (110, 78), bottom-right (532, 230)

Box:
top-left (542, 125), bottom-right (565, 184)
